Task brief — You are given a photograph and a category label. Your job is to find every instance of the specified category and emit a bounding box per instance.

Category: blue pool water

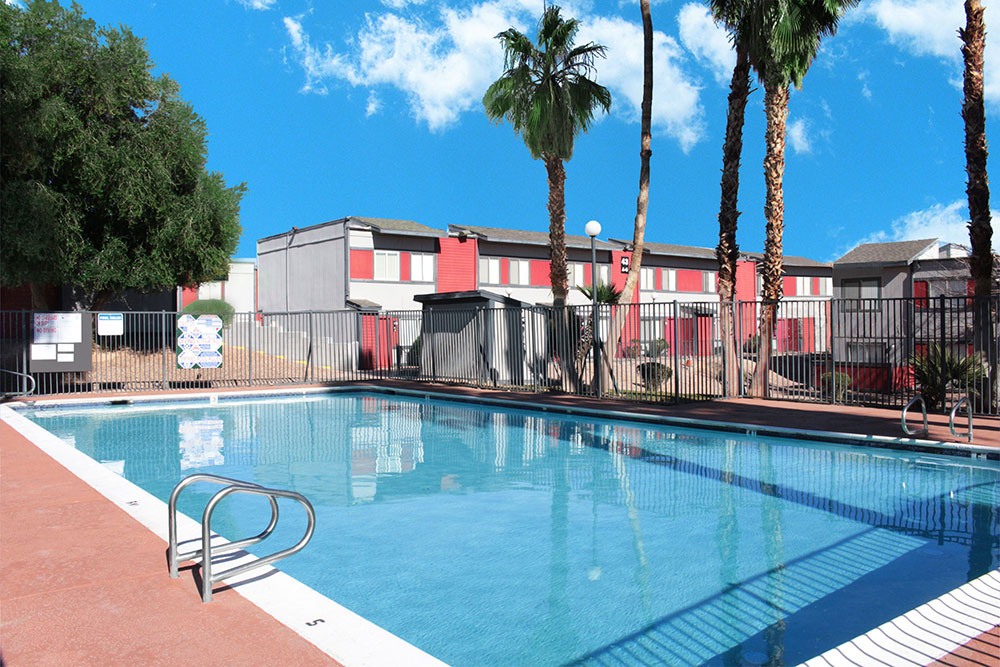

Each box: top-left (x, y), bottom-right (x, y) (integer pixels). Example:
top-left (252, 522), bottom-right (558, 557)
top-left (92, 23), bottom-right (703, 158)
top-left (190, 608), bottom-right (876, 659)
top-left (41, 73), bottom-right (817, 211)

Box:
top-left (24, 392), bottom-right (1000, 666)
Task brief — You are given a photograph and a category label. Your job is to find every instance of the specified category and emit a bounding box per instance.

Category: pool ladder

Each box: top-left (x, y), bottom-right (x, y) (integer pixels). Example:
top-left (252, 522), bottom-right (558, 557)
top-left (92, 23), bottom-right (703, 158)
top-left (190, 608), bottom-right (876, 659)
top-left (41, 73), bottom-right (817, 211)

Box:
top-left (901, 396), bottom-right (927, 437)
top-left (167, 473), bottom-right (315, 602)
top-left (949, 396), bottom-right (973, 443)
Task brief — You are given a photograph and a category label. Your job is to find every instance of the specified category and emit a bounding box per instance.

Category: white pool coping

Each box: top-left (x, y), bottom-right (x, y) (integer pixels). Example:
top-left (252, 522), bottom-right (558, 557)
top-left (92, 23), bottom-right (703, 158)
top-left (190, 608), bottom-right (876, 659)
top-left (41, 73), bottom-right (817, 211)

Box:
top-left (0, 402), bottom-right (447, 667)
top-left (4, 386), bottom-right (998, 666)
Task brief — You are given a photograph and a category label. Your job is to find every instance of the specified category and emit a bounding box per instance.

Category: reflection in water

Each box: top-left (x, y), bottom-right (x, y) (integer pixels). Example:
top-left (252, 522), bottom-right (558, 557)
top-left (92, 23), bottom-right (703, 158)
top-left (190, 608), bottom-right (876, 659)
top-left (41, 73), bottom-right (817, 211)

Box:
top-left (27, 394), bottom-right (1000, 666)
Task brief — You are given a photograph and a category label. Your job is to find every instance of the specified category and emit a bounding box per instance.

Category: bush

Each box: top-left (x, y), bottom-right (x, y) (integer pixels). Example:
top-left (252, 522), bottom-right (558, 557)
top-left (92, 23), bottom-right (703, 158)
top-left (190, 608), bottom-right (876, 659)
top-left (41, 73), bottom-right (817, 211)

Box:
top-left (637, 361), bottom-right (672, 389)
top-left (650, 338), bottom-right (669, 356)
top-left (821, 371), bottom-right (852, 402)
top-left (910, 344), bottom-right (985, 411)
top-left (182, 299), bottom-right (235, 327)
top-left (622, 338), bottom-right (642, 359)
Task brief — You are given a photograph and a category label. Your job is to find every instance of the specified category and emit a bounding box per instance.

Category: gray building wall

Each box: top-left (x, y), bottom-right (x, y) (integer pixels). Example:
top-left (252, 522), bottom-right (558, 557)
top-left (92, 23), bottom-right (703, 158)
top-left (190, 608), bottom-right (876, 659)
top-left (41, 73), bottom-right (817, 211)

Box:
top-left (257, 221), bottom-right (347, 312)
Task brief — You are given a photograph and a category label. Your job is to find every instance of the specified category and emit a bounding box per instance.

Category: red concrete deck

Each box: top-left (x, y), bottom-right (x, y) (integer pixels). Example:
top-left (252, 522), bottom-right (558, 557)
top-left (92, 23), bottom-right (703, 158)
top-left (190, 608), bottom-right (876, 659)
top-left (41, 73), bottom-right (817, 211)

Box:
top-left (1, 384), bottom-right (996, 665)
top-left (0, 420), bottom-right (338, 666)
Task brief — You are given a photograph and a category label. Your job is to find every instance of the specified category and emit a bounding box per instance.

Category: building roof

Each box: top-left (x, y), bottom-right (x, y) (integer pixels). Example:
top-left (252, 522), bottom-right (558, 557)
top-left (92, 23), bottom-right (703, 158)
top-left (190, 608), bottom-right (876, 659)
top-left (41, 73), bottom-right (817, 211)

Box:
top-left (258, 216), bottom-right (443, 243)
top-left (449, 225), bottom-right (617, 250)
top-left (834, 238), bottom-right (938, 265)
top-left (611, 239), bottom-right (717, 260)
top-left (741, 251), bottom-right (832, 269)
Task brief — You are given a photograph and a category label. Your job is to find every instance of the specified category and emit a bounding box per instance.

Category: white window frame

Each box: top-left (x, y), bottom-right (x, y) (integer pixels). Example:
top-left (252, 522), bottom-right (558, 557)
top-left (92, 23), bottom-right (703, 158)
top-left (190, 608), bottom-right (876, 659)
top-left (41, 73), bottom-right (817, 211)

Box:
top-left (663, 269), bottom-right (677, 292)
top-left (479, 257), bottom-right (501, 285)
top-left (704, 271), bottom-right (717, 293)
top-left (598, 265), bottom-right (610, 285)
top-left (510, 259), bottom-right (530, 286)
top-left (796, 276), bottom-right (813, 296)
top-left (640, 267), bottom-right (655, 291)
top-left (567, 263), bottom-right (586, 288)
top-left (410, 253), bottom-right (434, 282)
top-left (374, 250), bottom-right (400, 281)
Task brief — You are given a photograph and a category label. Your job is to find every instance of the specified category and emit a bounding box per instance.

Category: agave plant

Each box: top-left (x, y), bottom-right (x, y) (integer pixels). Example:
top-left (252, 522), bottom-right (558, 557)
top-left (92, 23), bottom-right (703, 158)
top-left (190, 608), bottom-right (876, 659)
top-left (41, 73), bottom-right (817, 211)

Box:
top-left (575, 282), bottom-right (623, 304)
top-left (910, 344), bottom-right (986, 411)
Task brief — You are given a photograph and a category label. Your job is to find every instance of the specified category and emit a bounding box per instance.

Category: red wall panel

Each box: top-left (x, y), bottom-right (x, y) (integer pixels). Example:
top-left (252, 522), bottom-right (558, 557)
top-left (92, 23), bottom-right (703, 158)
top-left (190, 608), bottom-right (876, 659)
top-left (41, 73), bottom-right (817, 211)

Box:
top-left (400, 252), bottom-right (410, 282)
top-left (782, 276), bottom-right (797, 297)
top-left (677, 269), bottom-right (702, 292)
top-left (437, 237), bottom-right (477, 292)
top-left (350, 249), bottom-right (374, 280)
top-left (530, 260), bottom-right (550, 287)
top-left (500, 258), bottom-right (509, 285)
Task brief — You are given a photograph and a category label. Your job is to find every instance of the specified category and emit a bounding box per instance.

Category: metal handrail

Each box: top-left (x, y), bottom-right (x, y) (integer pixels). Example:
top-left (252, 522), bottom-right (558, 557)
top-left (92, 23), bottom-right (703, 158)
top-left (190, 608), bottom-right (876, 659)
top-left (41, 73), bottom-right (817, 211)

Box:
top-left (168, 473), bottom-right (279, 579)
top-left (901, 395), bottom-right (928, 436)
top-left (949, 396), bottom-right (974, 443)
top-left (0, 368), bottom-right (36, 397)
top-left (200, 484), bottom-right (315, 602)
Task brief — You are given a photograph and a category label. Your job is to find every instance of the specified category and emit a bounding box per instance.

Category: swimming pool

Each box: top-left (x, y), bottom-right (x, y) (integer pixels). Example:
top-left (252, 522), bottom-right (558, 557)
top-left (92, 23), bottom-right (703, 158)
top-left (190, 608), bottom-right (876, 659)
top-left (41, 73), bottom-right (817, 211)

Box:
top-left (21, 391), bottom-right (1000, 665)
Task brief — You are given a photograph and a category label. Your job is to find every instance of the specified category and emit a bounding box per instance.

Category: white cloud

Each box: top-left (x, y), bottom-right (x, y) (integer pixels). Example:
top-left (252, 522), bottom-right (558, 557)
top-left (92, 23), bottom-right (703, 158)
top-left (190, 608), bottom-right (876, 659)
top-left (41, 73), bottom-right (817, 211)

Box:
top-left (381, 0), bottom-right (428, 8)
top-left (237, 0), bottom-right (276, 10)
top-left (677, 3), bottom-right (735, 85)
top-left (366, 90), bottom-right (383, 116)
top-left (863, 0), bottom-right (1000, 104)
top-left (787, 118), bottom-right (812, 154)
top-left (580, 16), bottom-right (705, 151)
top-left (830, 200), bottom-right (975, 261)
top-left (281, 1), bottom-right (706, 148)
top-left (858, 70), bottom-right (872, 99)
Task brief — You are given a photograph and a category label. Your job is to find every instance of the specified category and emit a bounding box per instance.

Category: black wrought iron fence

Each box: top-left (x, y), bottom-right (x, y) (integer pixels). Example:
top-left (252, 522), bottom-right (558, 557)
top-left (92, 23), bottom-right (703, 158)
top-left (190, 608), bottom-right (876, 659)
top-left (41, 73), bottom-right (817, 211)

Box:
top-left (2, 295), bottom-right (997, 415)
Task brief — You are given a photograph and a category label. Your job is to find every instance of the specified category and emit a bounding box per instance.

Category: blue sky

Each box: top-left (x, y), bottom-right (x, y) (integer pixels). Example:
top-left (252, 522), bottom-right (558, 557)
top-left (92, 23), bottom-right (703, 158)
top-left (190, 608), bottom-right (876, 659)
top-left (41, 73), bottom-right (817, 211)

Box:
top-left (62, 0), bottom-right (998, 262)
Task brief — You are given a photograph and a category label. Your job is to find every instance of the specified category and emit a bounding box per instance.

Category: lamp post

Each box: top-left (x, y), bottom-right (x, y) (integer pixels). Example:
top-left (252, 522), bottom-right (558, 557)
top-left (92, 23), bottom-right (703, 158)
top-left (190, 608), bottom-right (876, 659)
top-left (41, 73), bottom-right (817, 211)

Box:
top-left (585, 220), bottom-right (602, 397)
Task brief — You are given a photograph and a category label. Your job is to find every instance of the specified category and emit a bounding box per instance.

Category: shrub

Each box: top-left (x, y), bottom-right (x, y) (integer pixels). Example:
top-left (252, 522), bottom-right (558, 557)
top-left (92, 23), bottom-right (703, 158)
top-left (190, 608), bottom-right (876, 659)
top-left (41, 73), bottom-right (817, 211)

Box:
top-left (637, 361), bottom-right (672, 389)
top-left (821, 371), bottom-right (852, 402)
top-left (650, 338), bottom-right (669, 356)
top-left (622, 338), bottom-right (642, 359)
top-left (910, 344), bottom-right (985, 411)
top-left (182, 299), bottom-right (235, 327)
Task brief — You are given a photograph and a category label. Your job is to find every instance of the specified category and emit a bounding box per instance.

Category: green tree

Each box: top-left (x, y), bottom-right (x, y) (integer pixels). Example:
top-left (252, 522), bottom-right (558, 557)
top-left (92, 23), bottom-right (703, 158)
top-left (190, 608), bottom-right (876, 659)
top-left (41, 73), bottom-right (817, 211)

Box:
top-left (736, 0), bottom-right (858, 397)
top-left (709, 0), bottom-right (754, 397)
top-left (604, 0), bottom-right (654, 395)
top-left (1, 0), bottom-right (245, 310)
top-left (483, 5), bottom-right (611, 309)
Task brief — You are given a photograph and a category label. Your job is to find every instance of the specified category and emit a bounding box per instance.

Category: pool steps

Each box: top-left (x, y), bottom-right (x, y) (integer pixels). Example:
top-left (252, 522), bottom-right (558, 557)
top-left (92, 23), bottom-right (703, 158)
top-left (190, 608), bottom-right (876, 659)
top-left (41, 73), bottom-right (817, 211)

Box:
top-left (168, 473), bottom-right (316, 602)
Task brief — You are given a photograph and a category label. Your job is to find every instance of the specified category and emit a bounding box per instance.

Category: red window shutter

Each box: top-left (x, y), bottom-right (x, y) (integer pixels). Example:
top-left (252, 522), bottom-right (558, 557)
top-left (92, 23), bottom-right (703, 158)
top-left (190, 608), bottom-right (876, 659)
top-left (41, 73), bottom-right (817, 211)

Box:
top-left (914, 280), bottom-right (928, 308)
top-left (350, 250), bottom-right (374, 280)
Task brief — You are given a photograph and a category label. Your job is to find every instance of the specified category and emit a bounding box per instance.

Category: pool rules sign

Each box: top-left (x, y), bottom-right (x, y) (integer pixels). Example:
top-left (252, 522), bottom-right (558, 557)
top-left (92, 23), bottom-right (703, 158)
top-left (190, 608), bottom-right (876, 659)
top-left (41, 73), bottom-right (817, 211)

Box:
top-left (176, 314), bottom-right (224, 369)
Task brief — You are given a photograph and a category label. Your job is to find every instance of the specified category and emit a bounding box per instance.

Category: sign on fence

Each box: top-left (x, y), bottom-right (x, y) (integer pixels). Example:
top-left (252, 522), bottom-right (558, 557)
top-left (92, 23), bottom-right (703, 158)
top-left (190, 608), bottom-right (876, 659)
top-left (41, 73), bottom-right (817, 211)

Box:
top-left (176, 314), bottom-right (224, 369)
top-left (96, 313), bottom-right (124, 336)
top-left (29, 312), bottom-right (93, 372)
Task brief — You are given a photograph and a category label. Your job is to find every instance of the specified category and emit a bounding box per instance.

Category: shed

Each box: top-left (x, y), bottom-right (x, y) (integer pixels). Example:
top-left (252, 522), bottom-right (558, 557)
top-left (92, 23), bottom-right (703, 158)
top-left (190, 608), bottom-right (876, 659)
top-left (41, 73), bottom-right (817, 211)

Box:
top-left (414, 290), bottom-right (528, 385)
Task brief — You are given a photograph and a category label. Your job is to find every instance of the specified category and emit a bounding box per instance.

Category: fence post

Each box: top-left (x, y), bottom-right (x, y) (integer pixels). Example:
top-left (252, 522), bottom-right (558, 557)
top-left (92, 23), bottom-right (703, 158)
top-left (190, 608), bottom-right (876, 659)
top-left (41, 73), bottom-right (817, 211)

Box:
top-left (672, 301), bottom-right (681, 403)
top-left (939, 295), bottom-right (947, 412)
top-left (161, 312), bottom-right (169, 390)
top-left (307, 312), bottom-right (314, 383)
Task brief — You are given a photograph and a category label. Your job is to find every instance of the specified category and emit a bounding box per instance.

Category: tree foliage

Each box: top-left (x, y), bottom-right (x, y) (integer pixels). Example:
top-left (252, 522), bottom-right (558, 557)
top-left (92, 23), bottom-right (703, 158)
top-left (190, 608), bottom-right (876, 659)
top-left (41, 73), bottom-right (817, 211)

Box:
top-left (1, 0), bottom-right (245, 308)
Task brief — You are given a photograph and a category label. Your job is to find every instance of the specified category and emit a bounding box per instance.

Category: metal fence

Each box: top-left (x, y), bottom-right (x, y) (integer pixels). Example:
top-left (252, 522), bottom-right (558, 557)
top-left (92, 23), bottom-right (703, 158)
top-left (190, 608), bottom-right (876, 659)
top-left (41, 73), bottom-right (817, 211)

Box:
top-left (1, 295), bottom-right (998, 414)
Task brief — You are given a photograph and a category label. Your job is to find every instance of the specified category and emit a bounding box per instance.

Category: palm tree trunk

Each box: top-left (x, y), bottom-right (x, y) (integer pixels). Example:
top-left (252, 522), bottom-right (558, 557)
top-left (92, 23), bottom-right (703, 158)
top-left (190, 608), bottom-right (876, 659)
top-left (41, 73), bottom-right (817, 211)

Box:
top-left (717, 45), bottom-right (751, 398)
top-left (961, 0), bottom-right (996, 409)
top-left (545, 156), bottom-right (570, 306)
top-left (604, 0), bottom-right (654, 394)
top-left (750, 82), bottom-right (788, 398)
top-left (545, 156), bottom-right (578, 391)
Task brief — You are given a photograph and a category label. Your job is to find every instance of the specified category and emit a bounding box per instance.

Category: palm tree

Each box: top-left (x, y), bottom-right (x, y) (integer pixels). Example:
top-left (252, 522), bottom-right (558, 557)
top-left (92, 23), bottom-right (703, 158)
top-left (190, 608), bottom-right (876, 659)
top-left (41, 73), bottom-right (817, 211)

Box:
top-left (710, 0), bottom-right (753, 397)
top-left (961, 0), bottom-right (996, 409)
top-left (739, 0), bottom-right (859, 397)
top-left (575, 282), bottom-right (623, 382)
top-left (605, 0), bottom-right (654, 394)
top-left (483, 6), bottom-right (611, 309)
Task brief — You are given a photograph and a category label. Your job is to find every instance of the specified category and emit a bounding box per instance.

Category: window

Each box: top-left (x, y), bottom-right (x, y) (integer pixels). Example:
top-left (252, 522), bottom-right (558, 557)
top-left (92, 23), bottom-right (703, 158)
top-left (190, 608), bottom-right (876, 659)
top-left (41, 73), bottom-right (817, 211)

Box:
top-left (796, 276), bottom-right (812, 296)
top-left (599, 265), bottom-right (610, 285)
top-left (662, 269), bottom-right (677, 291)
top-left (847, 342), bottom-right (886, 364)
top-left (842, 278), bottom-right (880, 310)
top-left (374, 251), bottom-right (400, 281)
top-left (508, 259), bottom-right (530, 286)
top-left (640, 267), bottom-right (655, 290)
top-left (819, 278), bottom-right (832, 296)
top-left (567, 263), bottom-right (586, 288)
top-left (479, 257), bottom-right (501, 284)
top-left (704, 271), bottom-right (717, 293)
top-left (410, 253), bottom-right (435, 282)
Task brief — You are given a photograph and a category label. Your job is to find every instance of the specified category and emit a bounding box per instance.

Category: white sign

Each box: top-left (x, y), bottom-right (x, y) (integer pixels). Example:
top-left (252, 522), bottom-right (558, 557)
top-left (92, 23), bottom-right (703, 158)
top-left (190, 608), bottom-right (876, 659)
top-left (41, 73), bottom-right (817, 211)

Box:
top-left (30, 344), bottom-right (57, 360)
top-left (34, 313), bottom-right (82, 344)
top-left (176, 314), bottom-right (224, 369)
top-left (97, 313), bottom-right (124, 336)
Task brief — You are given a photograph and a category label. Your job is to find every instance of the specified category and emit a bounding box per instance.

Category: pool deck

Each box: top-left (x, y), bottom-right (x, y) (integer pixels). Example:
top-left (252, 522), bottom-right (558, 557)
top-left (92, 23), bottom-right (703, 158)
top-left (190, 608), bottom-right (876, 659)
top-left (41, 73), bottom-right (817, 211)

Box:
top-left (1, 383), bottom-right (998, 666)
